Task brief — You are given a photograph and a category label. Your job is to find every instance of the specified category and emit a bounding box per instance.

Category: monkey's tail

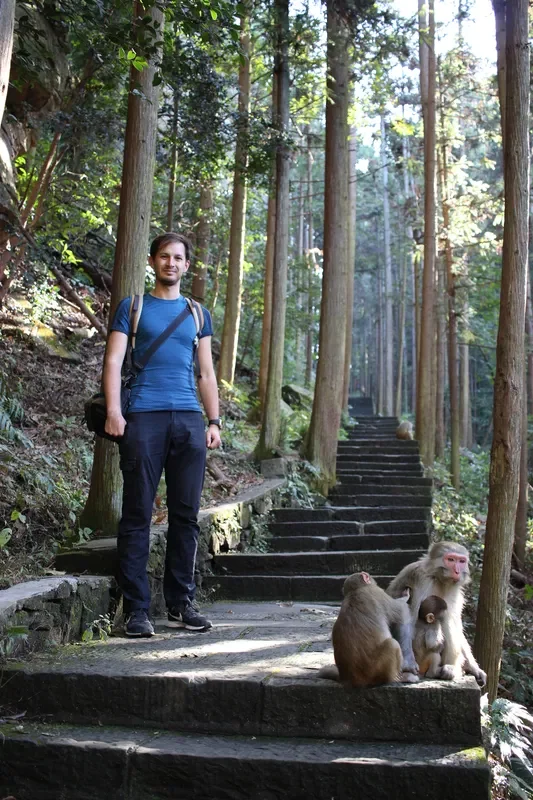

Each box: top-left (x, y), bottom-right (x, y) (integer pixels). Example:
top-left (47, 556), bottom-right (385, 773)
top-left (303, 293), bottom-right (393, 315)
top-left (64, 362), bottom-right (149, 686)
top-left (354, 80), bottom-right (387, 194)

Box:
top-left (317, 664), bottom-right (340, 681)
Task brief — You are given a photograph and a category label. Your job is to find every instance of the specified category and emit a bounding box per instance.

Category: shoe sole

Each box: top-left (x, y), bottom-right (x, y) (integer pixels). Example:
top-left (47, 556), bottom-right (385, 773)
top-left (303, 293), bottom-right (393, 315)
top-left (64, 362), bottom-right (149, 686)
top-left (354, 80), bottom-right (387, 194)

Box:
top-left (124, 629), bottom-right (154, 638)
top-left (166, 619), bottom-right (212, 632)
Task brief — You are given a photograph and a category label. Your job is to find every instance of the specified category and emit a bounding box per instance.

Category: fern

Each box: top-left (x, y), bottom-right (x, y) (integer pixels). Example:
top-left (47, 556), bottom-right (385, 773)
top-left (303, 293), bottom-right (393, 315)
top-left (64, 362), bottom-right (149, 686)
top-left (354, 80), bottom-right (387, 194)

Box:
top-left (0, 370), bottom-right (30, 446)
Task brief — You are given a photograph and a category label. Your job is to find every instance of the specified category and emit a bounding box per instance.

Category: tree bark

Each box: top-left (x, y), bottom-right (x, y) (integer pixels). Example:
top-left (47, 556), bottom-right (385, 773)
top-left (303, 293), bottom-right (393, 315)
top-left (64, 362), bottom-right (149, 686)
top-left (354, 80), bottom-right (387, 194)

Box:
top-left (166, 90), bottom-right (179, 231)
top-left (416, 0), bottom-right (437, 467)
top-left (474, 0), bottom-right (529, 702)
top-left (305, 127), bottom-right (316, 387)
top-left (218, 10), bottom-right (251, 386)
top-left (0, 0), bottom-right (15, 127)
top-left (380, 114), bottom-right (394, 416)
top-left (435, 257), bottom-right (445, 458)
top-left (255, 0), bottom-right (290, 459)
top-left (459, 334), bottom-right (472, 448)
top-left (343, 125), bottom-right (357, 412)
top-left (303, 6), bottom-right (350, 489)
top-left (80, 1), bottom-right (164, 536)
top-left (492, 0), bottom-right (506, 147)
top-left (440, 134), bottom-right (460, 488)
top-left (191, 183), bottom-right (213, 303)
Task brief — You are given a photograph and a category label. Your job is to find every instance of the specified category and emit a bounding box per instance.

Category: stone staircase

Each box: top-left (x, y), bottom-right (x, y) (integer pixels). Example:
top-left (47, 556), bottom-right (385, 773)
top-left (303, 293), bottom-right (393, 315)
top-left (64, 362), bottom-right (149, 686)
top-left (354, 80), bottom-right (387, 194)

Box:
top-left (0, 414), bottom-right (490, 799)
top-left (205, 416), bottom-right (432, 601)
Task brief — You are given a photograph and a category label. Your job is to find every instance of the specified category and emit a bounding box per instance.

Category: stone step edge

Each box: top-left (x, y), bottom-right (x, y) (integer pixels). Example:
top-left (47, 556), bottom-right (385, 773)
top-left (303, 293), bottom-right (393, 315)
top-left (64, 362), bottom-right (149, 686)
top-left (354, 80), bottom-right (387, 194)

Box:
top-left (0, 721), bottom-right (488, 768)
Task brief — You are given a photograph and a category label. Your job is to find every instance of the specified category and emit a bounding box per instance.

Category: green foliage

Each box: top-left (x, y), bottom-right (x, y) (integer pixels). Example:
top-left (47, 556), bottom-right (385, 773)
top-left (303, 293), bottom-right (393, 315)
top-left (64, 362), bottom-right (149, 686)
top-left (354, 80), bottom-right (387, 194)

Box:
top-left (0, 368), bottom-right (31, 447)
top-left (281, 461), bottom-right (322, 509)
top-left (482, 695), bottom-right (533, 800)
top-left (81, 614), bottom-right (112, 643)
top-left (0, 626), bottom-right (29, 662)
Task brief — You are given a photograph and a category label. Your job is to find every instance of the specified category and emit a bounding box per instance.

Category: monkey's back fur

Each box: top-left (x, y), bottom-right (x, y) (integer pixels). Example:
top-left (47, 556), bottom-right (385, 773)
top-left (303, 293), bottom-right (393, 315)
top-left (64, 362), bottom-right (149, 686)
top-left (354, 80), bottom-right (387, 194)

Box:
top-left (332, 575), bottom-right (408, 687)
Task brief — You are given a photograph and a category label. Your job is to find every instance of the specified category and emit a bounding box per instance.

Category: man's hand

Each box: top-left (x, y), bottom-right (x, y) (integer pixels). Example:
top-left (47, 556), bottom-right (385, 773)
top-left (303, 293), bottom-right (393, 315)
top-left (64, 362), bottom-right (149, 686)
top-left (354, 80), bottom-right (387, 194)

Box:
top-left (105, 410), bottom-right (127, 438)
top-left (206, 423), bottom-right (221, 450)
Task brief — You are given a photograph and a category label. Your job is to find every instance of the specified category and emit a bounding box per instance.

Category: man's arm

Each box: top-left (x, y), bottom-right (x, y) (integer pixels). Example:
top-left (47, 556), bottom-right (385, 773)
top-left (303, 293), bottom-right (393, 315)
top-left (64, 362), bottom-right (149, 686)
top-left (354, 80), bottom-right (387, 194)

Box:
top-left (103, 330), bottom-right (128, 438)
top-left (197, 336), bottom-right (221, 450)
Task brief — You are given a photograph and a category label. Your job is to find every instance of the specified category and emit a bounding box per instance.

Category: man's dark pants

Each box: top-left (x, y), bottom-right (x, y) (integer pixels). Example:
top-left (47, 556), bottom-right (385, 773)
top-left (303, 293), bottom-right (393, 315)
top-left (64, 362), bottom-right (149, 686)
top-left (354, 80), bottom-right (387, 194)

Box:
top-left (117, 410), bottom-right (206, 613)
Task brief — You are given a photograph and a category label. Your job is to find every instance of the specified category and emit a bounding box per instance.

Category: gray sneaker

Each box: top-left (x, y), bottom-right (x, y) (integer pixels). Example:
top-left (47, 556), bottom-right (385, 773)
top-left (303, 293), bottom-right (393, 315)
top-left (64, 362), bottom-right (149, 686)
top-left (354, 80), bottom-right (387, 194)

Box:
top-left (125, 609), bottom-right (154, 637)
top-left (167, 601), bottom-right (212, 631)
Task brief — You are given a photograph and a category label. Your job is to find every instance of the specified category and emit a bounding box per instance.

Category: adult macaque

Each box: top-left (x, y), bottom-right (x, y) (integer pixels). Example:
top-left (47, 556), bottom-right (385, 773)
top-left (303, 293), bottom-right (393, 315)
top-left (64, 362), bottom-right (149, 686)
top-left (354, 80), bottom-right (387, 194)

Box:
top-left (388, 542), bottom-right (486, 685)
top-left (413, 595), bottom-right (447, 677)
top-left (319, 571), bottom-right (418, 687)
top-left (396, 420), bottom-right (413, 440)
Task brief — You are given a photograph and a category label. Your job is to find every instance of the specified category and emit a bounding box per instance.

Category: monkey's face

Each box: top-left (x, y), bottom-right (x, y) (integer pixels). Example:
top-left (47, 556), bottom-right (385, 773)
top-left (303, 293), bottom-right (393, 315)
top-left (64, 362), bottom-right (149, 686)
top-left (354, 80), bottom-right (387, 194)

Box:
top-left (428, 543), bottom-right (470, 586)
top-left (442, 552), bottom-right (469, 582)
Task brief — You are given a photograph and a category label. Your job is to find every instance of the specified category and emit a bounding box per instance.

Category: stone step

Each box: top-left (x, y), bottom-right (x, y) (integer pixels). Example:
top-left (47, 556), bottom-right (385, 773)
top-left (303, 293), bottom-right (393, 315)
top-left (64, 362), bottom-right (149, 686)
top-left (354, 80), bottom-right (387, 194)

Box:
top-left (332, 495), bottom-right (431, 508)
top-left (336, 474), bottom-right (432, 487)
top-left (270, 520), bottom-right (427, 537)
top-left (336, 462), bottom-right (423, 474)
top-left (205, 574), bottom-right (390, 600)
top-left (272, 533), bottom-right (430, 552)
top-left (213, 549), bottom-right (424, 576)
top-left (0, 722), bottom-right (490, 800)
top-left (271, 508), bottom-right (335, 523)
top-left (331, 484), bottom-right (431, 497)
top-left (339, 438), bottom-right (418, 447)
top-left (337, 453), bottom-right (421, 464)
top-left (337, 443), bottom-right (419, 453)
top-left (272, 507), bottom-right (430, 523)
top-left (0, 628), bottom-right (482, 747)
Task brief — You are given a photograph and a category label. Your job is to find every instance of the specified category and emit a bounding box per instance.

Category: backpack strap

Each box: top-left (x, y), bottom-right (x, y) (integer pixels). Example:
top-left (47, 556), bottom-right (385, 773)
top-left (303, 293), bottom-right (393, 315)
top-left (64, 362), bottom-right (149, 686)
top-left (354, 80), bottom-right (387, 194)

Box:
top-left (130, 293), bottom-right (143, 350)
top-left (125, 294), bottom-right (142, 373)
top-left (185, 297), bottom-right (204, 379)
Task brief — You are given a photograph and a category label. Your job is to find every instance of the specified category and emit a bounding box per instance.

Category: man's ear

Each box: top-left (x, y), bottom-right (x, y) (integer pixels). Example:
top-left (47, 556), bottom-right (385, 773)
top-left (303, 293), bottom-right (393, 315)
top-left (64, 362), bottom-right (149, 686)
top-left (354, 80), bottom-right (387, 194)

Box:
top-left (183, 260), bottom-right (190, 272)
top-left (148, 256), bottom-right (154, 268)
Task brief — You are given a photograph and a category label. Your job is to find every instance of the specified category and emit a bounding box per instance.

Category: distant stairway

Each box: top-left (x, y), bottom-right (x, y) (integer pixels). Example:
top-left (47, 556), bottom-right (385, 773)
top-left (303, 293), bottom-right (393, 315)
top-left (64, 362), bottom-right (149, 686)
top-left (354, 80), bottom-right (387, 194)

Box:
top-left (208, 416), bottom-right (431, 601)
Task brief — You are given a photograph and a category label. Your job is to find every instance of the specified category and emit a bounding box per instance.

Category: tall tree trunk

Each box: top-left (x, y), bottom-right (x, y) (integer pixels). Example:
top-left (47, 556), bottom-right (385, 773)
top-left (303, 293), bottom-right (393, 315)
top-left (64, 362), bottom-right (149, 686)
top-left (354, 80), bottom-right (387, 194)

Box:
top-left (435, 258), bottom-right (445, 458)
top-left (166, 90), bottom-right (179, 231)
top-left (459, 336), bottom-right (472, 447)
top-left (401, 133), bottom-right (415, 417)
top-left (440, 144), bottom-right (460, 488)
top-left (514, 370), bottom-right (528, 570)
top-left (217, 9), bottom-right (251, 385)
top-left (416, 0), bottom-right (437, 466)
top-left (492, 0), bottom-right (506, 147)
top-left (343, 125), bottom-right (357, 411)
top-left (80, 1), bottom-right (164, 536)
top-left (255, 0), bottom-right (290, 459)
top-left (395, 250), bottom-right (408, 419)
top-left (191, 183), bottom-right (213, 303)
top-left (474, 0), bottom-right (529, 702)
top-left (380, 114), bottom-right (394, 416)
top-left (0, 0), bottom-right (15, 127)
top-left (305, 127), bottom-right (316, 387)
top-left (258, 74), bottom-right (278, 414)
top-left (304, 6), bottom-right (350, 489)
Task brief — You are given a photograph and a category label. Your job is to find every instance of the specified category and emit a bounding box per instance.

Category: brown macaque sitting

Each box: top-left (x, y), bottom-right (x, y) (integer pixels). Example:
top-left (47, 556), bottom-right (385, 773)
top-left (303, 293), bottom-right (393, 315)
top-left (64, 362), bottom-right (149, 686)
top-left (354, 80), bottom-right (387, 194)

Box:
top-left (319, 571), bottom-right (419, 688)
top-left (396, 421), bottom-right (414, 440)
top-left (413, 595), bottom-right (447, 678)
top-left (387, 541), bottom-right (487, 686)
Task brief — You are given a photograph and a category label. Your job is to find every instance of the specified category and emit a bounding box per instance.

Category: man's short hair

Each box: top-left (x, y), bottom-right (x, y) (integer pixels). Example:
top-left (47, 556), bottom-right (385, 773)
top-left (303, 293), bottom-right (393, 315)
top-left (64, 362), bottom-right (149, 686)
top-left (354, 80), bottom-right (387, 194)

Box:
top-left (150, 232), bottom-right (192, 262)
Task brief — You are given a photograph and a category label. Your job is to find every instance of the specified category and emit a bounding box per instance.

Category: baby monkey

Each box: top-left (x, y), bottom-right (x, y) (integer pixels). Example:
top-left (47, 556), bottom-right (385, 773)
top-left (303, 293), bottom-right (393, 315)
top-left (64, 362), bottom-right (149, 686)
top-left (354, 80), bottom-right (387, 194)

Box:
top-left (413, 595), bottom-right (448, 678)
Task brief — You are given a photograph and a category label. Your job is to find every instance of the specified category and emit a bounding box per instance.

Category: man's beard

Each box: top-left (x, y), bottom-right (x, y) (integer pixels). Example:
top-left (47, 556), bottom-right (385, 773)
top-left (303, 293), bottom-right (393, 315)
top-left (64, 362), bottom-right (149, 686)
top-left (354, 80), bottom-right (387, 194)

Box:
top-left (157, 273), bottom-right (180, 286)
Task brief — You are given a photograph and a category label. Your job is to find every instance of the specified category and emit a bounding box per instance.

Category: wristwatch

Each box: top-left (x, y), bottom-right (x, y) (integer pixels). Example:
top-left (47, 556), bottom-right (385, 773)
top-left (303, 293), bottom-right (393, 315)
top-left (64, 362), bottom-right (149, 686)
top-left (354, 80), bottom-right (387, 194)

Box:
top-left (208, 418), bottom-right (221, 429)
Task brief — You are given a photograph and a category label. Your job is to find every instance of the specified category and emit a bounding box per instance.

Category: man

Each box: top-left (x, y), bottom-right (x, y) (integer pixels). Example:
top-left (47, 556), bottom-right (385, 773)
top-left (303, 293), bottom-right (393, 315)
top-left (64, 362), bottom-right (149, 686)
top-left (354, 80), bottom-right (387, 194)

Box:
top-left (104, 232), bottom-right (221, 637)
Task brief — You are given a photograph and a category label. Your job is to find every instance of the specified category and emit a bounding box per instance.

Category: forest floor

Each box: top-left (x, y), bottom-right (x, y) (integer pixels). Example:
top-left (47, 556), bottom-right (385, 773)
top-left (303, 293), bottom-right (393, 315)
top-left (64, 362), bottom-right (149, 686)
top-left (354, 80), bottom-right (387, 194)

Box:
top-left (0, 289), bottom-right (265, 589)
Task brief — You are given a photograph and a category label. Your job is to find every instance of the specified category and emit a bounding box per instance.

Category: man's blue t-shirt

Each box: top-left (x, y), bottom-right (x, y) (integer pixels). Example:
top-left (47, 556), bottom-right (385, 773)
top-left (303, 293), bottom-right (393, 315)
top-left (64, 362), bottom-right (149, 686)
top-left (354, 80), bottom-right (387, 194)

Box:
top-left (111, 294), bottom-right (213, 413)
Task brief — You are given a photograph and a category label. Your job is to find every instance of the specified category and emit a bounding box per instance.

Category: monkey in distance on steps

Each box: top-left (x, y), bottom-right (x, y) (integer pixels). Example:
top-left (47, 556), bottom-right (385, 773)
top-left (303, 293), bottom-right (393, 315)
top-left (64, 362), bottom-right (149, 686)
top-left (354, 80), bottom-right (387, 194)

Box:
top-left (396, 420), bottom-right (413, 440)
top-left (413, 595), bottom-right (447, 677)
top-left (318, 571), bottom-right (419, 688)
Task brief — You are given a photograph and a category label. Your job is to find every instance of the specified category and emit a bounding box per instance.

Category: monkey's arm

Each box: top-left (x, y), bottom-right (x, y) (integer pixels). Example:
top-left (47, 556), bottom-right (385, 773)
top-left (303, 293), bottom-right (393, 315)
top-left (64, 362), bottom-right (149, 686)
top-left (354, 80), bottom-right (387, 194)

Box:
top-left (461, 634), bottom-right (486, 686)
top-left (387, 595), bottom-right (418, 676)
top-left (387, 563), bottom-right (419, 599)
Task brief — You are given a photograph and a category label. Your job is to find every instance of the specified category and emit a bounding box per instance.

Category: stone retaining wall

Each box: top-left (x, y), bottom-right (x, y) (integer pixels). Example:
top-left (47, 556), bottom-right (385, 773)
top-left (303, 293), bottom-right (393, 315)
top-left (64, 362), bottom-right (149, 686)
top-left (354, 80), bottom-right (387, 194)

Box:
top-left (0, 576), bottom-right (113, 659)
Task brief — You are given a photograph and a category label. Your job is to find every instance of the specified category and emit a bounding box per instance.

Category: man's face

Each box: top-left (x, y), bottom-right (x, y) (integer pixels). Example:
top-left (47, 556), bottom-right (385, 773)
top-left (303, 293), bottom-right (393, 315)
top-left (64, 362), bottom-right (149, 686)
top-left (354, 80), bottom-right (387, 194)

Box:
top-left (149, 241), bottom-right (189, 286)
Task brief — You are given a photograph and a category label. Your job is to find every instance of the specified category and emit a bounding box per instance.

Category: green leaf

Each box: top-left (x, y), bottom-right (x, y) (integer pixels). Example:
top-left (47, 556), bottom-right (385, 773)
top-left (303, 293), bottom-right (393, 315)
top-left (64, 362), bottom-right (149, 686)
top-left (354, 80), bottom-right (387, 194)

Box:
top-left (0, 528), bottom-right (12, 548)
top-left (210, 8), bottom-right (218, 20)
top-left (82, 628), bottom-right (94, 643)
